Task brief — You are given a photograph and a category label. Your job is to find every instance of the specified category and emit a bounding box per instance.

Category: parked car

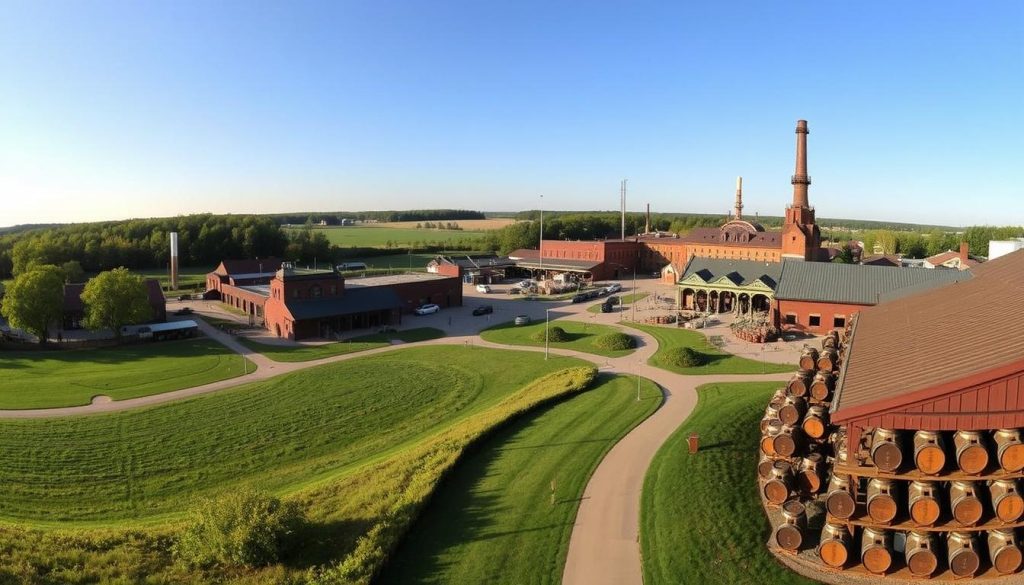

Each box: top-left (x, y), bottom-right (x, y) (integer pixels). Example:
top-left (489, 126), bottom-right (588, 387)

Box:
top-left (585, 290), bottom-right (601, 300)
top-left (516, 280), bottom-right (533, 289)
top-left (605, 283), bottom-right (623, 294)
top-left (600, 302), bottom-right (614, 313)
top-left (173, 307), bottom-right (193, 316)
top-left (606, 295), bottom-right (620, 306)
top-left (476, 284), bottom-right (492, 293)
top-left (472, 305), bottom-right (494, 316)
top-left (414, 304), bottom-right (440, 315)
top-left (572, 293), bottom-right (588, 303)
top-left (177, 294), bottom-right (192, 301)
top-left (514, 315), bottom-right (531, 325)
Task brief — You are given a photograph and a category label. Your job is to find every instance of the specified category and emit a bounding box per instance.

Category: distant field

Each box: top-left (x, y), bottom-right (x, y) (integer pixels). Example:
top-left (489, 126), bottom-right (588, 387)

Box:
top-left (380, 374), bottom-right (661, 584)
top-left (0, 338), bottom-right (254, 409)
top-left (290, 225), bottom-right (491, 248)
top-left (375, 218), bottom-right (520, 230)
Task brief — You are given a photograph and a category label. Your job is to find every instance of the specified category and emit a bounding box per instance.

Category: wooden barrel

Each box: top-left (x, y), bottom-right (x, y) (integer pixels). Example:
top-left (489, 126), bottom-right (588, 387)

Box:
top-left (797, 453), bottom-right (826, 494)
top-left (761, 419), bottom-right (783, 456)
top-left (950, 480), bottom-right (984, 526)
top-left (994, 429), bottom-right (1024, 472)
top-left (818, 524), bottom-right (851, 568)
top-left (763, 461), bottom-right (793, 505)
top-left (778, 396), bottom-right (807, 427)
top-left (988, 528), bottom-right (1024, 575)
top-left (786, 371), bottom-right (812, 397)
top-left (870, 428), bottom-right (904, 472)
top-left (990, 479), bottom-right (1024, 523)
top-left (860, 527), bottom-right (893, 575)
top-left (954, 430), bottom-right (990, 474)
top-left (825, 473), bottom-right (856, 519)
top-left (908, 480), bottom-right (942, 526)
top-left (913, 430), bottom-right (947, 475)
top-left (809, 371), bottom-right (834, 402)
top-left (798, 347), bottom-right (819, 371)
top-left (757, 455), bottom-right (776, 480)
top-left (905, 531), bottom-right (939, 577)
top-left (947, 531), bottom-right (981, 578)
top-left (802, 406), bottom-right (829, 441)
top-left (773, 499), bottom-right (807, 551)
top-left (772, 425), bottom-right (805, 458)
top-left (866, 478), bottom-right (899, 524)
top-left (816, 347), bottom-right (839, 371)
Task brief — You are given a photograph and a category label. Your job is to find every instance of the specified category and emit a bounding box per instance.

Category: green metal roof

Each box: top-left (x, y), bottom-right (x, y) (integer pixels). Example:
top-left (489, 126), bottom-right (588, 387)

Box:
top-left (775, 260), bottom-right (971, 305)
top-left (679, 258), bottom-right (783, 289)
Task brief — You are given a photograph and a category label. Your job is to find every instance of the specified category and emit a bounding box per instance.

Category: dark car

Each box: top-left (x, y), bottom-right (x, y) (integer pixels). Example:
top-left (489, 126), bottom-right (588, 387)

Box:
top-left (472, 305), bottom-right (493, 316)
top-left (572, 294), bottom-right (588, 303)
top-left (173, 307), bottom-right (193, 316)
top-left (586, 290), bottom-right (602, 300)
top-left (606, 295), bottom-right (620, 306)
top-left (600, 302), bottom-right (614, 313)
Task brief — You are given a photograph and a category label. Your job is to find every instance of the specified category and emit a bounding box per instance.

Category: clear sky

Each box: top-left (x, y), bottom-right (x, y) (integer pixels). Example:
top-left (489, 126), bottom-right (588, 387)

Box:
top-left (1, 1), bottom-right (1021, 228)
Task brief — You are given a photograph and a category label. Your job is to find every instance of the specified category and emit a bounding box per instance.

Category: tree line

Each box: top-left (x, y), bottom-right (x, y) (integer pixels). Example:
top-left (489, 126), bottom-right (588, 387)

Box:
top-left (268, 209), bottom-right (485, 225)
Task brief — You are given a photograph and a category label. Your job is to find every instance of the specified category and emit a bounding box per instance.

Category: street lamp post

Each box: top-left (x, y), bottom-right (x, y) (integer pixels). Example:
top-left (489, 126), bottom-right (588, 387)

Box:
top-left (545, 308), bottom-right (551, 360)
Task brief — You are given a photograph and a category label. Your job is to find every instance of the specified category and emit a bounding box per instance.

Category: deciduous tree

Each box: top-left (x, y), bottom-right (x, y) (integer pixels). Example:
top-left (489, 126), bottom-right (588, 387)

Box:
top-left (81, 268), bottom-right (152, 340)
top-left (0, 264), bottom-right (65, 344)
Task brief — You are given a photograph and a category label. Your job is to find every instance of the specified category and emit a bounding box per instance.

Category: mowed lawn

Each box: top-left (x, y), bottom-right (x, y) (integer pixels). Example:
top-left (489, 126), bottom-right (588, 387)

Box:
top-left (380, 374), bottom-right (662, 584)
top-left (0, 339), bottom-right (254, 409)
top-left (626, 322), bottom-right (793, 375)
top-left (481, 320), bottom-right (635, 358)
top-left (287, 225), bottom-right (490, 247)
top-left (0, 346), bottom-right (586, 523)
top-left (237, 327), bottom-right (445, 362)
top-left (640, 382), bottom-right (817, 585)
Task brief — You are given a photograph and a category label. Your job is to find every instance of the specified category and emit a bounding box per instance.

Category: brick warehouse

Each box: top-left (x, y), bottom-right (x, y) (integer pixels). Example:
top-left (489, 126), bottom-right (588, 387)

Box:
top-left (205, 262), bottom-right (461, 340)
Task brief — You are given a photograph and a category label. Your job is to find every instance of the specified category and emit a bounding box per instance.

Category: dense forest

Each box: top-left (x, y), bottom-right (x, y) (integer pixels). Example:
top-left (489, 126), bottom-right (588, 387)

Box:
top-left (1, 210), bottom-right (1020, 280)
top-left (268, 209), bottom-right (485, 224)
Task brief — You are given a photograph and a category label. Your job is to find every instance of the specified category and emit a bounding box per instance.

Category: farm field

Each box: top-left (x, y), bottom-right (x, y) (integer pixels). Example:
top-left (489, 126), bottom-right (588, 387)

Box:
top-left (288, 225), bottom-right (490, 248)
top-left (0, 338), bottom-right (254, 409)
top-left (480, 319), bottom-right (636, 358)
top-left (379, 374), bottom-right (661, 584)
top-left (626, 322), bottom-right (794, 375)
top-left (376, 218), bottom-right (519, 230)
top-left (0, 345), bottom-right (586, 524)
top-left (640, 382), bottom-right (817, 585)
top-left (237, 327), bottom-right (445, 362)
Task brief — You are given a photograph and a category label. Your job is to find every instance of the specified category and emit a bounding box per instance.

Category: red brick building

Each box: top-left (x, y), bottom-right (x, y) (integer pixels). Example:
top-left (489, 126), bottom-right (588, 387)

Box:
top-left (63, 278), bottom-right (166, 330)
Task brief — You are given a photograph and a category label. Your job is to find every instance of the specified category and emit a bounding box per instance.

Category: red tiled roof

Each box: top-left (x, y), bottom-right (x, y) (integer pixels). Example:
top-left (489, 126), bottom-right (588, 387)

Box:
top-left (64, 279), bottom-right (164, 313)
top-left (214, 257), bottom-right (282, 276)
top-left (680, 227), bottom-right (782, 248)
top-left (833, 249), bottom-right (1024, 418)
top-left (925, 250), bottom-right (960, 265)
top-left (861, 254), bottom-right (901, 267)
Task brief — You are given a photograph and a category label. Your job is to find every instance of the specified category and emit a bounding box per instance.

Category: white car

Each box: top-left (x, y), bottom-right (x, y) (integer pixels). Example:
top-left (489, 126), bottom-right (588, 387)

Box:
top-left (516, 280), bottom-right (533, 289)
top-left (605, 283), bottom-right (623, 294)
top-left (414, 304), bottom-right (440, 315)
top-left (476, 284), bottom-right (492, 293)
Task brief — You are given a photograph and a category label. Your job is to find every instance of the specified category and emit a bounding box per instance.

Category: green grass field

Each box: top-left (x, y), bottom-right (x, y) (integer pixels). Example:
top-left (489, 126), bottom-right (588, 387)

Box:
top-left (237, 327), bottom-right (445, 362)
top-left (130, 266), bottom-right (212, 291)
top-left (625, 322), bottom-right (794, 375)
top-left (379, 374), bottom-right (661, 584)
top-left (640, 382), bottom-right (816, 585)
top-left (585, 292), bottom-right (650, 313)
top-left (290, 225), bottom-right (489, 248)
top-left (0, 346), bottom-right (584, 524)
top-left (0, 339), bottom-right (254, 409)
top-left (480, 319), bottom-right (635, 357)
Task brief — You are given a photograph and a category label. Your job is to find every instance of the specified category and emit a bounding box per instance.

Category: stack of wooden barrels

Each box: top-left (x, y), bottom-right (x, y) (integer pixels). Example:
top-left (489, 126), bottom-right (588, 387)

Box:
top-left (759, 331), bottom-right (843, 554)
top-left (759, 330), bottom-right (1024, 579)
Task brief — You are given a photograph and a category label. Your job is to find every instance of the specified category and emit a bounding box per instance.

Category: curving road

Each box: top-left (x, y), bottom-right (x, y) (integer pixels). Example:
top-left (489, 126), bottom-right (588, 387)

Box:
top-left (0, 284), bottom-right (796, 585)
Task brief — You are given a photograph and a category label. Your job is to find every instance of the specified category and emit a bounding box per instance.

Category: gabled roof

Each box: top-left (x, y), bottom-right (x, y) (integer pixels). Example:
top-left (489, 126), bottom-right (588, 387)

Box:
top-left (214, 257), bottom-right (282, 276)
top-left (774, 260), bottom-right (970, 305)
top-left (924, 250), bottom-right (961, 265)
top-left (680, 227), bottom-right (782, 249)
top-left (679, 258), bottom-right (783, 289)
top-left (64, 279), bottom-right (164, 313)
top-left (861, 254), bottom-right (901, 267)
top-left (285, 287), bottom-right (401, 320)
top-left (832, 249), bottom-right (1024, 418)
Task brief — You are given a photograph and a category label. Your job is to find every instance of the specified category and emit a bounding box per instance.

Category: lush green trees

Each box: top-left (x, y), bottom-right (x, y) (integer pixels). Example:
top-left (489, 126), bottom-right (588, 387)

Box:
top-left (61, 260), bottom-right (85, 283)
top-left (81, 268), bottom-right (152, 339)
top-left (0, 264), bottom-right (65, 344)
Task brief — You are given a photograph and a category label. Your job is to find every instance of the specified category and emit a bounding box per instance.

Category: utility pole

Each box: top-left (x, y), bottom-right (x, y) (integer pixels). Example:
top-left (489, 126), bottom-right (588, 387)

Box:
top-left (539, 194), bottom-right (544, 280)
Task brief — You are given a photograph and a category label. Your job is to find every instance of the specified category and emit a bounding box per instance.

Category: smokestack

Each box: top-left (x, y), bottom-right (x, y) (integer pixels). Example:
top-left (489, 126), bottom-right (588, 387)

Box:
top-left (620, 179), bottom-right (627, 240)
top-left (791, 120), bottom-right (810, 209)
top-left (734, 176), bottom-right (743, 220)
top-left (169, 232), bottom-right (179, 290)
top-left (645, 203), bottom-right (650, 234)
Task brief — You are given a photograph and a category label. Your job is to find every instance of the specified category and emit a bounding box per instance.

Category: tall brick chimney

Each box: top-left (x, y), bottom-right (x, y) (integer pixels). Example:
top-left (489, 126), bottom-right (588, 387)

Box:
top-left (960, 241), bottom-right (970, 264)
top-left (792, 120), bottom-right (810, 209)
top-left (734, 176), bottom-right (743, 220)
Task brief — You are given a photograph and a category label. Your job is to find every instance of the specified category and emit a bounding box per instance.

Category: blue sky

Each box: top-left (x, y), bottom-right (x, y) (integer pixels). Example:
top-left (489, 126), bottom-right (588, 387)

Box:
top-left (1, 1), bottom-right (1021, 227)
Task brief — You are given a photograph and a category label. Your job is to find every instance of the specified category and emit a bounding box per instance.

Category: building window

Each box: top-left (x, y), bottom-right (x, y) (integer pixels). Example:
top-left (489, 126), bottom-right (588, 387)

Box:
top-left (785, 314), bottom-right (797, 325)
top-left (809, 315), bottom-right (821, 327)
top-left (834, 316), bottom-right (847, 328)
top-left (311, 285), bottom-right (322, 298)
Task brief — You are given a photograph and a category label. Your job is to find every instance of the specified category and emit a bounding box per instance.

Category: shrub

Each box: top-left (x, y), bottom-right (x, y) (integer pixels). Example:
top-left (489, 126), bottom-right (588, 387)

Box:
top-left (531, 326), bottom-right (569, 342)
top-left (593, 332), bottom-right (634, 351)
top-left (174, 488), bottom-right (304, 568)
top-left (665, 347), bottom-right (706, 367)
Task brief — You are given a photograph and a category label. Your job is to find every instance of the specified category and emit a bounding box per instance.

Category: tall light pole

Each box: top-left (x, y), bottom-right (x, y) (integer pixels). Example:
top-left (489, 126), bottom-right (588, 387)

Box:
top-left (545, 308), bottom-right (552, 360)
top-left (631, 261), bottom-right (638, 323)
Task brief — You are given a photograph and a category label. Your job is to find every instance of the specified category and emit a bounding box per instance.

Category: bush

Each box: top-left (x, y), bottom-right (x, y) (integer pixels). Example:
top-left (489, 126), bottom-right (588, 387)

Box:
top-left (665, 347), bottom-right (706, 367)
top-left (531, 326), bottom-right (569, 342)
top-left (593, 332), bottom-right (634, 351)
top-left (174, 488), bottom-right (304, 568)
